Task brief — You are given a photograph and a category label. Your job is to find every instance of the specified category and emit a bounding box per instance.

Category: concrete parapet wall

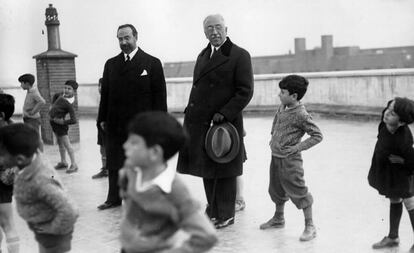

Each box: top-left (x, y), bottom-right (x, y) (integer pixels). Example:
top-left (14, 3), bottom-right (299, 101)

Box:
top-left (2, 68), bottom-right (413, 117)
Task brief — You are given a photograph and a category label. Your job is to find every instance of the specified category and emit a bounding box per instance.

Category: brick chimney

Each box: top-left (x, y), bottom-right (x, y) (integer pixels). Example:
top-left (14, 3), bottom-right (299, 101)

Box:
top-left (33, 4), bottom-right (80, 144)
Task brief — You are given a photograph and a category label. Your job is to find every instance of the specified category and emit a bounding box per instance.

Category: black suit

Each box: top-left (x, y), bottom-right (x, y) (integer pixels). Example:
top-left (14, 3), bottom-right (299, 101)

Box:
top-left (98, 48), bottom-right (167, 204)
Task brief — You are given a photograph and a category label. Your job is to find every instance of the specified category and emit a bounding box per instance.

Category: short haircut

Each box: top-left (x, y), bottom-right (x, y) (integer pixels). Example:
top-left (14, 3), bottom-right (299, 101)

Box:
top-left (127, 111), bottom-right (187, 161)
top-left (18, 73), bottom-right (35, 86)
top-left (394, 97), bottom-right (414, 124)
top-left (279, 75), bottom-right (309, 101)
top-left (0, 93), bottom-right (15, 121)
top-left (65, 80), bottom-right (78, 90)
top-left (0, 123), bottom-right (39, 157)
top-left (203, 14), bottom-right (226, 28)
top-left (118, 24), bottom-right (138, 38)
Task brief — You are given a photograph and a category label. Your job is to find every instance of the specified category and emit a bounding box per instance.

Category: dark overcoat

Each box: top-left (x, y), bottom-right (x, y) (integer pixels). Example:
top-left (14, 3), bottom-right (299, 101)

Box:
top-left (98, 48), bottom-right (167, 174)
top-left (177, 38), bottom-right (254, 179)
top-left (368, 103), bottom-right (414, 198)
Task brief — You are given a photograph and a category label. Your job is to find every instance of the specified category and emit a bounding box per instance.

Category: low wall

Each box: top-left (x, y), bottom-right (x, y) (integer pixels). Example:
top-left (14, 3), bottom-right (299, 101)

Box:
top-left (2, 68), bottom-right (413, 117)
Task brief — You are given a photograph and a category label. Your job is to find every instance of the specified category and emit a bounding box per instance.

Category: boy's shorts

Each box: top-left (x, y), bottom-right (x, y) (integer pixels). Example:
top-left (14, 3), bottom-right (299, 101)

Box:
top-left (268, 154), bottom-right (313, 209)
top-left (50, 121), bottom-right (69, 137)
top-left (0, 181), bottom-right (13, 203)
top-left (23, 117), bottom-right (41, 134)
top-left (35, 231), bottom-right (73, 253)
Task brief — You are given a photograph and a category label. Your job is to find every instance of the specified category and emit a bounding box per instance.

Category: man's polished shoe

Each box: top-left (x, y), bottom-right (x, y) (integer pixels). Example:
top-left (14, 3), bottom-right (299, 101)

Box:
top-left (97, 201), bottom-right (121, 210)
top-left (214, 217), bottom-right (234, 229)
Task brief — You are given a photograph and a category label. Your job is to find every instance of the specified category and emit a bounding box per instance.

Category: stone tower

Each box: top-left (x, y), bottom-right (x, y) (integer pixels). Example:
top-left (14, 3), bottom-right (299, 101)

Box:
top-left (33, 4), bottom-right (80, 144)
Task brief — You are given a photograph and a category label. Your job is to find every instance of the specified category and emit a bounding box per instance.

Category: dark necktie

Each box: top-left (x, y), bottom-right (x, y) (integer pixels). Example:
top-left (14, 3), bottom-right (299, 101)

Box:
top-left (126, 54), bottom-right (130, 62)
top-left (210, 48), bottom-right (217, 59)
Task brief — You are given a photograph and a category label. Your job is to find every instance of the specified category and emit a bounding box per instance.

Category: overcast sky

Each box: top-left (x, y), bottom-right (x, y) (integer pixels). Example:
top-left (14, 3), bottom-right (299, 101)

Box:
top-left (1, 0), bottom-right (413, 85)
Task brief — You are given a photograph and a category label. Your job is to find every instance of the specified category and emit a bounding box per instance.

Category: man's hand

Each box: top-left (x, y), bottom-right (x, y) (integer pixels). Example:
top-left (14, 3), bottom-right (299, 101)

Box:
top-left (389, 154), bottom-right (405, 164)
top-left (212, 113), bottom-right (225, 124)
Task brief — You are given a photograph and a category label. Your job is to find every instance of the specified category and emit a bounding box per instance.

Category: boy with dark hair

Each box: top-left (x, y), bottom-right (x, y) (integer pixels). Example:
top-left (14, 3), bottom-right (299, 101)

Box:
top-left (260, 75), bottom-right (323, 242)
top-left (119, 111), bottom-right (217, 253)
top-left (0, 93), bottom-right (19, 253)
top-left (0, 123), bottom-right (78, 253)
top-left (49, 80), bottom-right (78, 173)
top-left (18, 73), bottom-right (46, 151)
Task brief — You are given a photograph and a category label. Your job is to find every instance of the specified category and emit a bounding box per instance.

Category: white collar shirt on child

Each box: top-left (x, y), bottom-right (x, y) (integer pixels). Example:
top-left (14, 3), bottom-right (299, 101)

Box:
top-left (134, 165), bottom-right (175, 193)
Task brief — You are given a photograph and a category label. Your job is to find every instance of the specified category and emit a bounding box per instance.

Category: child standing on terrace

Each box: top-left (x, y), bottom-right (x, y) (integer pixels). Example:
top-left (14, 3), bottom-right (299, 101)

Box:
top-left (368, 97), bottom-right (414, 252)
top-left (118, 111), bottom-right (217, 253)
top-left (260, 75), bottom-right (323, 242)
top-left (49, 80), bottom-right (78, 174)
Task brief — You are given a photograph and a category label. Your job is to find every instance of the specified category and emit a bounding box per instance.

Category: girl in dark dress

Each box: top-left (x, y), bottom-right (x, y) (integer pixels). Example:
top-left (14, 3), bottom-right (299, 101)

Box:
top-left (368, 97), bottom-right (414, 252)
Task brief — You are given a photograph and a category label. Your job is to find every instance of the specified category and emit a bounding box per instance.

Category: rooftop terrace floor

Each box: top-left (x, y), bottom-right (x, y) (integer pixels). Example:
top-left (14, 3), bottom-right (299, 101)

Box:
top-left (5, 115), bottom-right (414, 253)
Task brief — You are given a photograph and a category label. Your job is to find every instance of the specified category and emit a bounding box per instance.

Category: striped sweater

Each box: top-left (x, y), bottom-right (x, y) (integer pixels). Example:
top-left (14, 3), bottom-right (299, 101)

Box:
top-left (270, 103), bottom-right (323, 158)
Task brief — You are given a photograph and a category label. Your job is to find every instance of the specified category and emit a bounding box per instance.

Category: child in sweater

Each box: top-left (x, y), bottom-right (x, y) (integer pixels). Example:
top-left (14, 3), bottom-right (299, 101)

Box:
top-left (260, 75), bottom-right (323, 242)
top-left (18, 73), bottom-right (46, 152)
top-left (118, 111), bottom-right (217, 253)
top-left (0, 123), bottom-right (78, 253)
top-left (368, 97), bottom-right (414, 252)
top-left (49, 80), bottom-right (78, 173)
top-left (0, 93), bottom-right (19, 253)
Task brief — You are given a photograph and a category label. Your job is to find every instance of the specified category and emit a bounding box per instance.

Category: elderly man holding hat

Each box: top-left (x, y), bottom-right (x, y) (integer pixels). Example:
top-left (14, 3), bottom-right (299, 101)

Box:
top-left (177, 14), bottom-right (253, 229)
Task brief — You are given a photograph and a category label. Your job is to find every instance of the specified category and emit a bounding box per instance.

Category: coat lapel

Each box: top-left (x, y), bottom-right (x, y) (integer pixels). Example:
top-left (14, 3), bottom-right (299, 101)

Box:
top-left (194, 39), bottom-right (232, 84)
top-left (120, 48), bottom-right (145, 75)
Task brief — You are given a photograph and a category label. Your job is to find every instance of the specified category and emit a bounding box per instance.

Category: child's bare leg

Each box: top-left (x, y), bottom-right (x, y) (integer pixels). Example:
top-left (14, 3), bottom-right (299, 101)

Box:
top-left (56, 135), bottom-right (67, 164)
top-left (404, 197), bottom-right (414, 250)
top-left (0, 203), bottom-right (19, 253)
top-left (61, 135), bottom-right (76, 167)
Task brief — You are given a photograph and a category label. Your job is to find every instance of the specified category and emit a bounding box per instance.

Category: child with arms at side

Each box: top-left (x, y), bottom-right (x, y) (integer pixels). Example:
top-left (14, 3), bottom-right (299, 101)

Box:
top-left (0, 123), bottom-right (78, 253)
top-left (119, 111), bottom-right (217, 253)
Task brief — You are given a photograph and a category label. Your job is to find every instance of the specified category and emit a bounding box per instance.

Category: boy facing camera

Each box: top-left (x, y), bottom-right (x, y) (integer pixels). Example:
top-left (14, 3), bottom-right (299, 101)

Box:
top-left (119, 111), bottom-right (217, 253)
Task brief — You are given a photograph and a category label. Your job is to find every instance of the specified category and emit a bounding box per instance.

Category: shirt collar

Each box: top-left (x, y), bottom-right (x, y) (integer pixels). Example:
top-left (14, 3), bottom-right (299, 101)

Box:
top-left (124, 46), bottom-right (139, 61)
top-left (210, 38), bottom-right (227, 53)
top-left (135, 165), bottom-right (175, 193)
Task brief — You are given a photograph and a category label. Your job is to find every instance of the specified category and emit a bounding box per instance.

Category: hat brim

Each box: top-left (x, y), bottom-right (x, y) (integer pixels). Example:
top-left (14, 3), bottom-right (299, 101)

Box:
top-left (205, 122), bottom-right (240, 163)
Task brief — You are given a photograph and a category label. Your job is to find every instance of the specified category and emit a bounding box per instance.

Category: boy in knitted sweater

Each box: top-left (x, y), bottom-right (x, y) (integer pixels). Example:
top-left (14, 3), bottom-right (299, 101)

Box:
top-left (260, 75), bottom-right (323, 242)
top-left (118, 111), bottom-right (217, 253)
top-left (49, 80), bottom-right (78, 173)
top-left (0, 123), bottom-right (78, 253)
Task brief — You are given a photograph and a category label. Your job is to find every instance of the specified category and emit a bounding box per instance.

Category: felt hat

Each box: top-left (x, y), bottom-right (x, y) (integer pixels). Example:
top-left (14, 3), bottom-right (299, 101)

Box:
top-left (205, 122), bottom-right (240, 163)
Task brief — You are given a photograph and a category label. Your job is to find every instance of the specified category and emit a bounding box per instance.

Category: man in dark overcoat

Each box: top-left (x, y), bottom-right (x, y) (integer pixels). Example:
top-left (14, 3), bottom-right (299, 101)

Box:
top-left (177, 14), bottom-right (254, 228)
top-left (97, 24), bottom-right (167, 210)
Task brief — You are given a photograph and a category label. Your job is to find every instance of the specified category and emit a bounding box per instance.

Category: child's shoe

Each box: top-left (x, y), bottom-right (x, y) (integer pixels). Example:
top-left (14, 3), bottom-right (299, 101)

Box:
top-left (66, 165), bottom-right (78, 174)
top-left (299, 224), bottom-right (317, 241)
top-left (372, 236), bottom-right (399, 249)
top-left (54, 162), bottom-right (68, 170)
top-left (235, 199), bottom-right (246, 212)
top-left (259, 213), bottom-right (285, 229)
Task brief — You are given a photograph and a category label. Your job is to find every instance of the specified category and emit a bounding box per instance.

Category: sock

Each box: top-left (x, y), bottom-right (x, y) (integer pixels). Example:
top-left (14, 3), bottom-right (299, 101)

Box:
top-left (6, 236), bottom-right (19, 253)
top-left (275, 204), bottom-right (285, 219)
top-left (388, 202), bottom-right (403, 239)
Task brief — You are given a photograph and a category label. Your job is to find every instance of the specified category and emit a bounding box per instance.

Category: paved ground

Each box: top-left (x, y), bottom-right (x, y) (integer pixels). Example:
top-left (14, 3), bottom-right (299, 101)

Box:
top-left (3, 114), bottom-right (414, 253)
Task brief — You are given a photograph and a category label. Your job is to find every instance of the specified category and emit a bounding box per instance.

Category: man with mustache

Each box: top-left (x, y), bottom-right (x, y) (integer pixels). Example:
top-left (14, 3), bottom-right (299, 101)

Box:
top-left (97, 24), bottom-right (167, 210)
top-left (177, 14), bottom-right (254, 229)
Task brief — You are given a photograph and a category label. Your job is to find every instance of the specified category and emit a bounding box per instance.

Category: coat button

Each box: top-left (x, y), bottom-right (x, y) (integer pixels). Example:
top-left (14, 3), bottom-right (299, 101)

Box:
top-left (209, 83), bottom-right (214, 87)
top-left (189, 102), bottom-right (194, 107)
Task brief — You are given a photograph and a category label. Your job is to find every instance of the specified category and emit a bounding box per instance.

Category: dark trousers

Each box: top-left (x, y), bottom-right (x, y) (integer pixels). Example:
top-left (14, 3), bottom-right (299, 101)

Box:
top-left (203, 177), bottom-right (236, 220)
top-left (105, 136), bottom-right (125, 204)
